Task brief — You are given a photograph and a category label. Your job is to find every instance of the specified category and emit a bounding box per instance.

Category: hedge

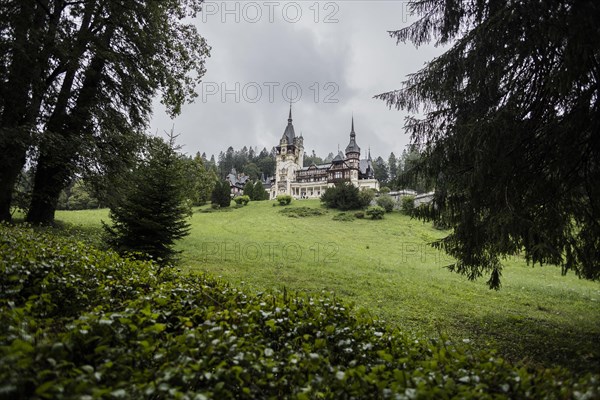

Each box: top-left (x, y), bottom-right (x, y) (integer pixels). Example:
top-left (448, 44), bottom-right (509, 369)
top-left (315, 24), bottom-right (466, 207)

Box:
top-left (1, 224), bottom-right (598, 399)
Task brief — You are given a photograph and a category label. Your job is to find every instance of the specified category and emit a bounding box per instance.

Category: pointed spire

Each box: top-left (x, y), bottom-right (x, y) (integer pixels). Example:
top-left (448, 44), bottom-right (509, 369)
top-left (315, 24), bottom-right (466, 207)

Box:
top-left (345, 115), bottom-right (360, 155)
top-left (282, 102), bottom-right (296, 143)
top-left (368, 146), bottom-right (372, 161)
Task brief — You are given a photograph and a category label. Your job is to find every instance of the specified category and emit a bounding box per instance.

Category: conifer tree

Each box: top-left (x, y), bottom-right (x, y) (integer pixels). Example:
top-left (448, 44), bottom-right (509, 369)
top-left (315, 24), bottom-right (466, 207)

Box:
top-left (243, 181), bottom-right (255, 200)
top-left (253, 181), bottom-right (269, 200)
top-left (211, 180), bottom-right (231, 208)
top-left (104, 133), bottom-right (191, 267)
top-left (377, 0), bottom-right (600, 288)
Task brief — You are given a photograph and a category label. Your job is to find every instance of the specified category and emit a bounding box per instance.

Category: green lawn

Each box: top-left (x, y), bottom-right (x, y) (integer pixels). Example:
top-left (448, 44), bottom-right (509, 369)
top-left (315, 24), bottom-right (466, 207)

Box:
top-left (56, 200), bottom-right (600, 374)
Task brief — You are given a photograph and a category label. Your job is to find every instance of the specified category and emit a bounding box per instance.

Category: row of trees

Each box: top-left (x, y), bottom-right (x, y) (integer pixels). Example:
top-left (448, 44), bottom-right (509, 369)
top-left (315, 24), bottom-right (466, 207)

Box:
top-left (0, 0), bottom-right (210, 224)
top-left (216, 146), bottom-right (276, 180)
top-left (371, 147), bottom-right (432, 192)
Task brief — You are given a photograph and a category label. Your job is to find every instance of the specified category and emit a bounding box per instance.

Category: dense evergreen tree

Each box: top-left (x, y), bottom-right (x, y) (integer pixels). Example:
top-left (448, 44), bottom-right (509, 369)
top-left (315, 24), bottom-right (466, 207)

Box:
top-left (373, 157), bottom-right (389, 185)
top-left (104, 134), bottom-right (191, 267)
top-left (388, 152), bottom-right (398, 188)
top-left (211, 181), bottom-right (231, 208)
top-left (243, 181), bottom-right (255, 200)
top-left (398, 146), bottom-right (434, 193)
top-left (377, 0), bottom-right (600, 288)
top-left (253, 181), bottom-right (270, 201)
top-left (320, 182), bottom-right (362, 211)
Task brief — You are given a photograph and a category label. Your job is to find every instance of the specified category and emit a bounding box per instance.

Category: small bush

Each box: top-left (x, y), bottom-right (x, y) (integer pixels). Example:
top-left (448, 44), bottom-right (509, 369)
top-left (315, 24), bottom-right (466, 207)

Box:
top-left (358, 188), bottom-right (376, 208)
top-left (276, 194), bottom-right (292, 205)
top-left (332, 212), bottom-right (355, 222)
top-left (401, 195), bottom-right (415, 214)
top-left (234, 195), bottom-right (250, 206)
top-left (379, 186), bottom-right (391, 194)
top-left (366, 205), bottom-right (385, 220)
top-left (211, 202), bottom-right (220, 209)
top-left (376, 195), bottom-right (395, 213)
top-left (354, 211), bottom-right (365, 219)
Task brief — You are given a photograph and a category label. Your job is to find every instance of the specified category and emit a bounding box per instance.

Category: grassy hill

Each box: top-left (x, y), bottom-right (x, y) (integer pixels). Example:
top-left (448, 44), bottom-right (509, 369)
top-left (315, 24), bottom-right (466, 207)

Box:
top-left (56, 199), bottom-right (600, 374)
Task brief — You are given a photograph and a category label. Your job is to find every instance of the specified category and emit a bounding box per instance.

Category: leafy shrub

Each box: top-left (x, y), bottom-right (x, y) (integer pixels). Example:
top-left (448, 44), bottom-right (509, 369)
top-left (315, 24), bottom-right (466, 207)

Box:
top-left (332, 212), bottom-right (355, 222)
top-left (320, 182), bottom-right (361, 210)
top-left (211, 202), bottom-right (220, 209)
top-left (354, 211), bottom-right (365, 219)
top-left (376, 195), bottom-right (395, 213)
top-left (379, 186), bottom-right (391, 194)
top-left (401, 195), bottom-right (415, 214)
top-left (280, 207), bottom-right (326, 218)
top-left (1, 224), bottom-right (598, 399)
top-left (366, 205), bottom-right (385, 220)
top-left (276, 194), bottom-right (292, 205)
top-left (358, 188), bottom-right (376, 208)
top-left (234, 195), bottom-right (250, 206)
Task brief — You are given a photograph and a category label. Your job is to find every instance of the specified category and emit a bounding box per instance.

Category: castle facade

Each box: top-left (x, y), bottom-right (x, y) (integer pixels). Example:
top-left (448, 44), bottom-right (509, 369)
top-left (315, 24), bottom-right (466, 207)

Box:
top-left (270, 107), bottom-right (379, 199)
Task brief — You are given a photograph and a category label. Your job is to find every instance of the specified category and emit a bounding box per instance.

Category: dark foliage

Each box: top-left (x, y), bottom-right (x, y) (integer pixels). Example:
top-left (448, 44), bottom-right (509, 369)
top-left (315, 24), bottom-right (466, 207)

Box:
top-left (103, 136), bottom-right (190, 266)
top-left (377, 0), bottom-right (600, 288)
top-left (320, 182), bottom-right (363, 211)
top-left (211, 180), bottom-right (232, 208)
top-left (2, 224), bottom-right (597, 398)
top-left (0, 1), bottom-right (209, 224)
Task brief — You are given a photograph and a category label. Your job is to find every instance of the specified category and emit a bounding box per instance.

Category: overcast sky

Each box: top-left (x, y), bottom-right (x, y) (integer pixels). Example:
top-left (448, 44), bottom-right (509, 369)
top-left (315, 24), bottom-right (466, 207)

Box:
top-left (149, 1), bottom-right (444, 161)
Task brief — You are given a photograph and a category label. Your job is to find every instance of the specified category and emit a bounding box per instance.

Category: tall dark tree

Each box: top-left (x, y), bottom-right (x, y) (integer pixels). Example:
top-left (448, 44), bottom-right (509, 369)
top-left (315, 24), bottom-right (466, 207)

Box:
top-left (243, 180), bottom-right (255, 200)
top-left (253, 181), bottom-right (269, 201)
top-left (373, 156), bottom-right (389, 185)
top-left (182, 152), bottom-right (218, 206)
top-left (0, 0), bottom-right (210, 224)
top-left (243, 162), bottom-right (260, 180)
top-left (104, 133), bottom-right (191, 267)
top-left (388, 152), bottom-right (398, 188)
top-left (398, 146), bottom-right (434, 193)
top-left (377, 0), bottom-right (600, 288)
top-left (211, 180), bottom-right (231, 208)
top-left (0, 2), bottom-right (65, 221)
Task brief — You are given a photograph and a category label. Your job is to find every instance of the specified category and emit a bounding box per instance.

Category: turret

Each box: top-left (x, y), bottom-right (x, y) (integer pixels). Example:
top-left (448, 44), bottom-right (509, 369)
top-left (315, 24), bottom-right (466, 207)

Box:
top-left (345, 116), bottom-right (361, 170)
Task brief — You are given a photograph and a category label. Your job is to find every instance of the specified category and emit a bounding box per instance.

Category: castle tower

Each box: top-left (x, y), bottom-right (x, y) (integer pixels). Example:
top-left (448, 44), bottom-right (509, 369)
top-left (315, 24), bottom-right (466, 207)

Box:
top-left (345, 116), bottom-right (361, 184)
top-left (274, 104), bottom-right (304, 196)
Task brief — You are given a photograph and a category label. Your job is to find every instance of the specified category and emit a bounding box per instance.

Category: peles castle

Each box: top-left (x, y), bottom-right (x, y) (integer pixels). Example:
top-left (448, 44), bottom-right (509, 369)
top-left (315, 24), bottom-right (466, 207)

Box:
top-left (270, 106), bottom-right (379, 199)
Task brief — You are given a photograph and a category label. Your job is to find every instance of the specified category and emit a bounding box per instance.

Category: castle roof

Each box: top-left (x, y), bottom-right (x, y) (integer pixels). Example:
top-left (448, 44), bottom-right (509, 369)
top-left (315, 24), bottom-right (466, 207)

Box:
top-left (332, 151), bottom-right (345, 163)
top-left (281, 104), bottom-right (296, 143)
top-left (345, 116), bottom-right (361, 154)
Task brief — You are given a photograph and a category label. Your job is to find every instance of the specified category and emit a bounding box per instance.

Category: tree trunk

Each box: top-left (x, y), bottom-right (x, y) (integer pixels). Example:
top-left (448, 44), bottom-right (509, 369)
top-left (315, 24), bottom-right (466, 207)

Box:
top-left (27, 23), bottom-right (110, 224)
top-left (0, 3), bottom-right (39, 221)
top-left (0, 0), bottom-right (65, 221)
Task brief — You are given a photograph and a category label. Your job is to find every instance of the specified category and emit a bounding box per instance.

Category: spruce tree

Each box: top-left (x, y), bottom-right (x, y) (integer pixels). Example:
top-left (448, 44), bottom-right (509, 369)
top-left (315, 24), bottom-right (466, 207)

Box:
top-left (211, 181), bottom-right (231, 208)
top-left (253, 181), bottom-right (269, 200)
top-left (243, 181), bottom-right (255, 200)
top-left (104, 133), bottom-right (191, 267)
top-left (377, 0), bottom-right (600, 288)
